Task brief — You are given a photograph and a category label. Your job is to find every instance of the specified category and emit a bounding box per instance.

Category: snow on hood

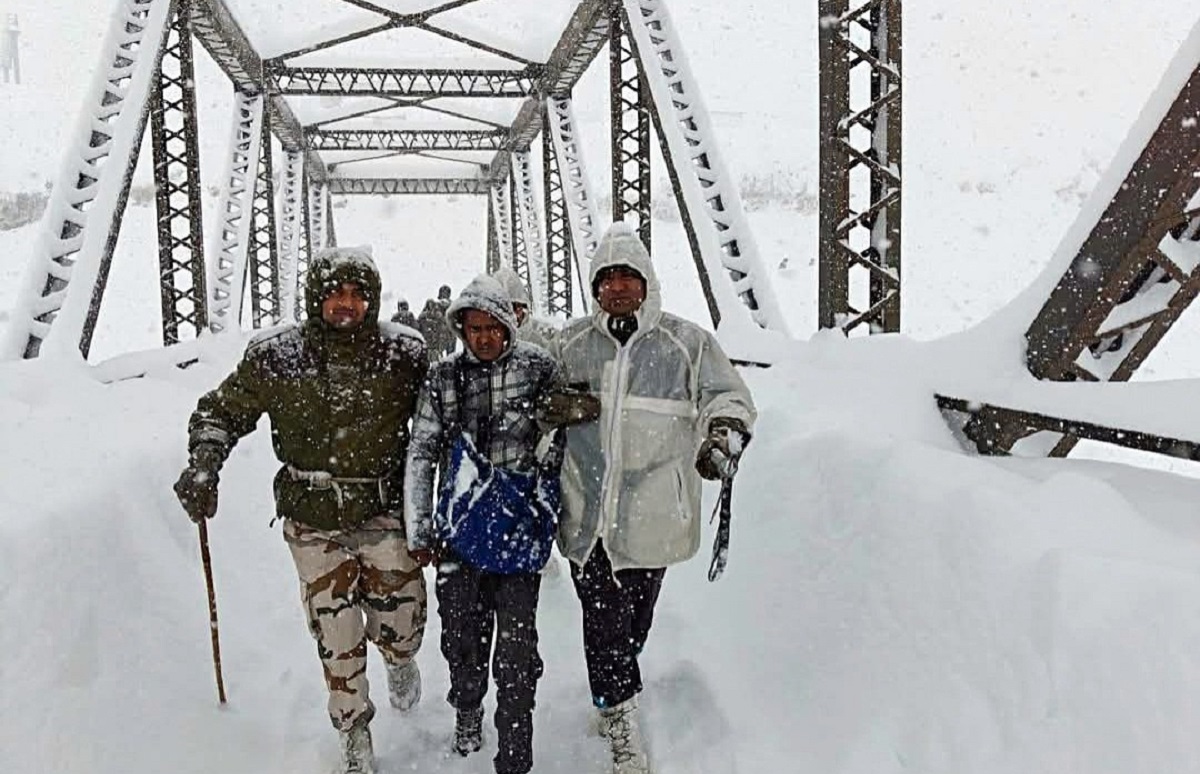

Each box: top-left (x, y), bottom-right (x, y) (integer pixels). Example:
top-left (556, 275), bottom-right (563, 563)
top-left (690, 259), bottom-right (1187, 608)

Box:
top-left (588, 222), bottom-right (663, 328)
top-left (490, 266), bottom-right (533, 310)
top-left (445, 273), bottom-right (520, 355)
top-left (304, 246), bottom-right (383, 325)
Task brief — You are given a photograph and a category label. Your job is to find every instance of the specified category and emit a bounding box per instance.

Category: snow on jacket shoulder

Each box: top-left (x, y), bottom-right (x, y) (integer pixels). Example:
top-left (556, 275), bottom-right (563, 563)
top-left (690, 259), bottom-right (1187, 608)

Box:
top-left (551, 223), bottom-right (757, 571)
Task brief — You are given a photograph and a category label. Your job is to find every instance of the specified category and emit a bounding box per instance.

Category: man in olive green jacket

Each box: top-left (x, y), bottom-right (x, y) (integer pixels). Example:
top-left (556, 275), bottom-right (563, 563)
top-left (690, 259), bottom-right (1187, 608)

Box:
top-left (174, 247), bottom-right (428, 774)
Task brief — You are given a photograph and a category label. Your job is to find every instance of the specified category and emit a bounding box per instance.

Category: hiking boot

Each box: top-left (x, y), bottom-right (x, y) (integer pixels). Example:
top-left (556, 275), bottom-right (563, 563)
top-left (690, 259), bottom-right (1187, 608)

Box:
top-left (452, 705), bottom-right (484, 756)
top-left (337, 722), bottom-right (376, 774)
top-left (385, 658), bottom-right (421, 711)
top-left (601, 697), bottom-right (651, 774)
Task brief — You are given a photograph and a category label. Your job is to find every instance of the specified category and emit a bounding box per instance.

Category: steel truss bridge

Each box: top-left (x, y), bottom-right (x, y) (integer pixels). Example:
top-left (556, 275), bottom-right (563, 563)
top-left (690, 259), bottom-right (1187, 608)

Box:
top-left (5, 0), bottom-right (1200, 470)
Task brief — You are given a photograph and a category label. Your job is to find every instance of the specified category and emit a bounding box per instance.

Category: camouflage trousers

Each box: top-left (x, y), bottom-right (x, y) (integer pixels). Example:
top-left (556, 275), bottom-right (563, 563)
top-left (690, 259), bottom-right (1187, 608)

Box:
top-left (283, 514), bottom-right (427, 731)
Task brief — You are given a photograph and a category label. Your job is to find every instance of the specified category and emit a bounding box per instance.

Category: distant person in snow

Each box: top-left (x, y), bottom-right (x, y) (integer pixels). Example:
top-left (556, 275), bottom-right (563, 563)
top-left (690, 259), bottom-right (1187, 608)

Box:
top-left (549, 223), bottom-right (757, 774)
top-left (390, 298), bottom-right (417, 329)
top-left (173, 247), bottom-right (430, 774)
top-left (404, 275), bottom-right (598, 774)
top-left (490, 267), bottom-right (558, 351)
top-left (417, 287), bottom-right (457, 363)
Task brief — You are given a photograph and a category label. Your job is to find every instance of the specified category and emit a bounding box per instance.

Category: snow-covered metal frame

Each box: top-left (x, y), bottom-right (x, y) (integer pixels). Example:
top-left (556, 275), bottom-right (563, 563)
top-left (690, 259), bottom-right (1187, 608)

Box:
top-left (151, 0), bottom-right (210, 346)
top-left (309, 181), bottom-right (328, 252)
top-left (543, 105), bottom-right (575, 317)
top-left (625, 0), bottom-right (790, 333)
top-left (509, 171), bottom-right (531, 292)
top-left (297, 170), bottom-right (314, 309)
top-left (2, 0), bottom-right (174, 360)
top-left (327, 178), bottom-right (493, 196)
top-left (307, 128), bottom-right (508, 152)
top-left (491, 179), bottom-right (515, 269)
top-left (208, 90), bottom-right (265, 334)
top-left (269, 66), bottom-right (541, 98)
top-left (818, 0), bottom-right (902, 334)
top-left (546, 95), bottom-right (603, 265)
top-left (610, 1), bottom-right (652, 248)
top-left (277, 151), bottom-right (303, 321)
top-left (513, 150), bottom-right (548, 312)
top-left (486, 198), bottom-right (502, 273)
top-left (248, 110), bottom-right (281, 328)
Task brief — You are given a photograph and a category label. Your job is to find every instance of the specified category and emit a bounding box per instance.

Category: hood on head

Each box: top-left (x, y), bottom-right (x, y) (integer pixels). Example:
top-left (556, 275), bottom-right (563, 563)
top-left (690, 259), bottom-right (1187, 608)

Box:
top-left (304, 246), bottom-right (382, 325)
top-left (589, 222), bottom-right (662, 324)
top-left (445, 274), bottom-right (520, 354)
top-left (490, 267), bottom-right (533, 309)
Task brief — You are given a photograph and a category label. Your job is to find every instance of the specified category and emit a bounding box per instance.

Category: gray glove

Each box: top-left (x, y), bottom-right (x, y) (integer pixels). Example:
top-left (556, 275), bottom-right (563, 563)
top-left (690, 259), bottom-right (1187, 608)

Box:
top-left (538, 388), bottom-right (602, 428)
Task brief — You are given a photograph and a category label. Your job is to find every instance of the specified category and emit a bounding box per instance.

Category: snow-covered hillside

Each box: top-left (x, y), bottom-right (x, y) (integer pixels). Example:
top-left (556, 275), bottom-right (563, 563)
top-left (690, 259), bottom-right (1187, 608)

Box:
top-left (4, 1), bottom-right (1200, 773)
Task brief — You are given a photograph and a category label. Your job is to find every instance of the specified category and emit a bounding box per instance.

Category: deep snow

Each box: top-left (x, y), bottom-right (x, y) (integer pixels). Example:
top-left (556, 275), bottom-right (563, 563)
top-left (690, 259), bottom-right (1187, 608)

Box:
top-left (4, 1), bottom-right (1200, 773)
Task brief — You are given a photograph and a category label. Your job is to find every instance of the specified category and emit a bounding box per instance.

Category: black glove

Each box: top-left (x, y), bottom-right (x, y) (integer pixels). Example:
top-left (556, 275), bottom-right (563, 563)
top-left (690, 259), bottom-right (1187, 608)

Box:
top-left (696, 418), bottom-right (749, 481)
top-left (174, 445), bottom-right (224, 523)
top-left (538, 388), bottom-right (602, 428)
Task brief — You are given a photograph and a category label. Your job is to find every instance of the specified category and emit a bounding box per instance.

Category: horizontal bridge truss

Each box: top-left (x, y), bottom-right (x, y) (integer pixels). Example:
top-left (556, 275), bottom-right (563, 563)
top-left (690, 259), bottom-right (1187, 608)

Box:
top-left (306, 129), bottom-right (508, 152)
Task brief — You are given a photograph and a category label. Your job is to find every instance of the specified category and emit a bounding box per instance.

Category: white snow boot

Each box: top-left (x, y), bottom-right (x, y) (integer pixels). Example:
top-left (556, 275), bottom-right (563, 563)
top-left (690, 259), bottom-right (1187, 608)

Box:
top-left (385, 658), bottom-right (421, 711)
top-left (600, 697), bottom-right (651, 774)
top-left (337, 722), bottom-right (376, 774)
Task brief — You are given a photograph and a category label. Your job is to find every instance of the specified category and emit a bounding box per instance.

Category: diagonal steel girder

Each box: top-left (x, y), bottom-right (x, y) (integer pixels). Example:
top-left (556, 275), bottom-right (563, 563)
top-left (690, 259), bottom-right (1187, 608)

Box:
top-left (188, 0), bottom-right (327, 181)
top-left (306, 128), bottom-right (508, 152)
top-left (1025, 54), bottom-right (1200, 385)
top-left (488, 0), bottom-right (611, 184)
top-left (270, 66), bottom-right (541, 98)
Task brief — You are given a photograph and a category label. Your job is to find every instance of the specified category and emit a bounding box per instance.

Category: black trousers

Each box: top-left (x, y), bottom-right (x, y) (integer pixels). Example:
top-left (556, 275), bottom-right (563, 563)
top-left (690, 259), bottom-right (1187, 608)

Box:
top-left (436, 559), bottom-right (543, 774)
top-left (570, 542), bottom-right (666, 708)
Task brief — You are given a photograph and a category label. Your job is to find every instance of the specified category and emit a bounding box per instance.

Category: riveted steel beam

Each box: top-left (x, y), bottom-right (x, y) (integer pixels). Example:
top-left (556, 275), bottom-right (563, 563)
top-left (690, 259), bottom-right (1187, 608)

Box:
top-left (270, 66), bottom-right (541, 98)
top-left (326, 178), bottom-right (492, 195)
top-left (307, 128), bottom-right (508, 152)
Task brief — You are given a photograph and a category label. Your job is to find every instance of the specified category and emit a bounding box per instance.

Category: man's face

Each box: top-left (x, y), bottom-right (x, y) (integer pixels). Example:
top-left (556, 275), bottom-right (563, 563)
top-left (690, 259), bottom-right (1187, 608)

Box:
top-left (512, 303), bottom-right (529, 326)
top-left (461, 309), bottom-right (509, 362)
top-left (321, 282), bottom-right (369, 330)
top-left (596, 266), bottom-right (646, 317)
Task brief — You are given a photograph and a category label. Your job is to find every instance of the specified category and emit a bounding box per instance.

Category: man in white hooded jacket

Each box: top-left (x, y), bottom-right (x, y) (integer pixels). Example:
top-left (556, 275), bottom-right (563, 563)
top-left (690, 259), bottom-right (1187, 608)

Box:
top-left (550, 223), bottom-right (756, 774)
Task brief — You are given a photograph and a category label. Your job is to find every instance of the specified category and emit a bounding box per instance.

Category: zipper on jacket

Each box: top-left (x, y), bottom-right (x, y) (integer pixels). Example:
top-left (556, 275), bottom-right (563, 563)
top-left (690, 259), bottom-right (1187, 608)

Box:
top-left (597, 342), bottom-right (631, 554)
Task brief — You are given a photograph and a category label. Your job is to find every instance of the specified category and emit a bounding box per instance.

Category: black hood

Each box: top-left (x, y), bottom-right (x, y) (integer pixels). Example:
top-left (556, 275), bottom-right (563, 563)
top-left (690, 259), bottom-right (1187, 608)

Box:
top-left (304, 246), bottom-right (383, 327)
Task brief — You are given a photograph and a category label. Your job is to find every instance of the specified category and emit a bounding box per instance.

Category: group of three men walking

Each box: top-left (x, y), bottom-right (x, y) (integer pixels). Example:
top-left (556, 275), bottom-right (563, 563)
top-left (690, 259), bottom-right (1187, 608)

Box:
top-left (174, 223), bottom-right (757, 774)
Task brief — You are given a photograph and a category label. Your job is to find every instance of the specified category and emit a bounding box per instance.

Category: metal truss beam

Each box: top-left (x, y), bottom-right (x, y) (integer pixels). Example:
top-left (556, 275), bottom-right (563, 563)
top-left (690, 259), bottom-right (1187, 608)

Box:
top-left (486, 197), bottom-right (501, 273)
top-left (307, 128), bottom-right (508, 152)
top-left (298, 169), bottom-right (313, 307)
top-left (625, 0), bottom-right (789, 333)
top-left (610, 2), bottom-right (651, 249)
top-left (818, 0), bottom-right (902, 334)
top-left (509, 171), bottom-right (531, 290)
top-left (546, 96), bottom-right (602, 267)
top-left (189, 0), bottom-right (327, 182)
top-left (543, 105), bottom-right (574, 317)
top-left (151, 0), bottom-right (209, 346)
top-left (208, 89), bottom-right (265, 333)
top-left (248, 109), bottom-right (281, 328)
top-left (270, 66), bottom-right (540, 98)
top-left (491, 179), bottom-right (515, 267)
top-left (488, 0), bottom-right (611, 183)
top-left (3, 0), bottom-right (172, 360)
top-left (1025, 62), bottom-right (1200, 385)
top-left (513, 150), bottom-right (548, 312)
top-left (277, 151), bottom-right (303, 320)
top-left (326, 177), bottom-right (492, 196)
top-left (309, 181), bottom-right (328, 252)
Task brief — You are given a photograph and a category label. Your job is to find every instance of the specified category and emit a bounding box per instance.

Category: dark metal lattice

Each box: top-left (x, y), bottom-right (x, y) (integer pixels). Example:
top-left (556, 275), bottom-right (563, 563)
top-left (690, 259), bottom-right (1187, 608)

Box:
top-left (610, 1), bottom-right (651, 249)
top-left (326, 178), bottom-right (492, 196)
top-left (248, 107), bottom-right (280, 328)
top-left (543, 102), bottom-right (574, 317)
top-left (486, 196), bottom-right (501, 273)
top-left (149, 0), bottom-right (208, 347)
top-left (818, 0), bottom-right (902, 334)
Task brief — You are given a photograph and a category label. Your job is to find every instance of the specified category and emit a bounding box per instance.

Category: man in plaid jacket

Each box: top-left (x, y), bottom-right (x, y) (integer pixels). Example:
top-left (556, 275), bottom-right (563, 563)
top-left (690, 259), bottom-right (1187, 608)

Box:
top-left (404, 274), bottom-right (595, 774)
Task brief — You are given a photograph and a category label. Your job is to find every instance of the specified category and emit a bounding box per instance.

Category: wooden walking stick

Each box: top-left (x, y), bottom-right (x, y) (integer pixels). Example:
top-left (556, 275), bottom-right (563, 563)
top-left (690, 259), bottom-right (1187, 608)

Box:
top-left (197, 520), bottom-right (227, 704)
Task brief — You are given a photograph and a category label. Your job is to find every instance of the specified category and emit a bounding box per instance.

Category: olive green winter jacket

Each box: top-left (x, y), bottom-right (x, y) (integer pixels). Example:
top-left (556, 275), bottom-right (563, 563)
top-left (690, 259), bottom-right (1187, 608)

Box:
top-left (186, 248), bottom-right (428, 530)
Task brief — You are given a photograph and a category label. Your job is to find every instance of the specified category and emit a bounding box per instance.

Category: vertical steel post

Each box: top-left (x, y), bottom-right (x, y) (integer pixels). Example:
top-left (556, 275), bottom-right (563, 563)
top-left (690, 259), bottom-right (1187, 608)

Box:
top-left (609, 0), bottom-right (651, 250)
top-left (543, 101), bottom-right (575, 317)
top-left (248, 108), bottom-right (280, 327)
